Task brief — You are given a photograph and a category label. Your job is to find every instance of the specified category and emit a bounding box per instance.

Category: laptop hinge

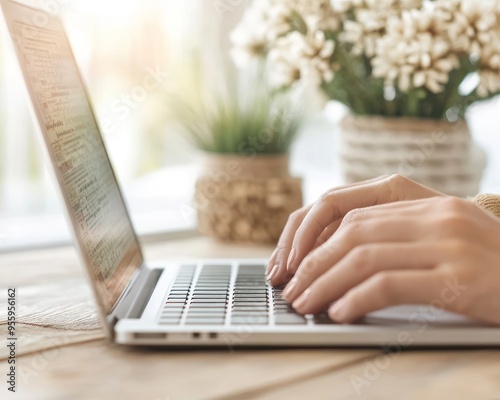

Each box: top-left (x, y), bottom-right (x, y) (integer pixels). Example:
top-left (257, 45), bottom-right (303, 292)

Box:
top-left (107, 265), bottom-right (164, 329)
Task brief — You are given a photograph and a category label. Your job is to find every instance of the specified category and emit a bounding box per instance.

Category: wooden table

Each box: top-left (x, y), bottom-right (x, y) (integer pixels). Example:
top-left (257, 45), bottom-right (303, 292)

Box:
top-left (1, 237), bottom-right (500, 400)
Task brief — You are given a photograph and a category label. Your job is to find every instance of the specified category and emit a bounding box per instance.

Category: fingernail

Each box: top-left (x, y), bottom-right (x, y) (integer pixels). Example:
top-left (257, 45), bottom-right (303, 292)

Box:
top-left (266, 249), bottom-right (278, 275)
top-left (286, 248), bottom-right (296, 272)
top-left (282, 278), bottom-right (298, 301)
top-left (266, 264), bottom-right (279, 281)
top-left (292, 288), bottom-right (311, 311)
top-left (329, 299), bottom-right (344, 320)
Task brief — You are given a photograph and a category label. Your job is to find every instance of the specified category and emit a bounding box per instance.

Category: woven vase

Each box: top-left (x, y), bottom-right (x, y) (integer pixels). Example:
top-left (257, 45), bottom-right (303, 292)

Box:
top-left (194, 154), bottom-right (303, 244)
top-left (339, 115), bottom-right (487, 198)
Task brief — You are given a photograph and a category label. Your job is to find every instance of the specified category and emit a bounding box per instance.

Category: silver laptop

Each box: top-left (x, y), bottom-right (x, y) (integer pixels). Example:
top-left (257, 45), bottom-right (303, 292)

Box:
top-left (3, 0), bottom-right (500, 347)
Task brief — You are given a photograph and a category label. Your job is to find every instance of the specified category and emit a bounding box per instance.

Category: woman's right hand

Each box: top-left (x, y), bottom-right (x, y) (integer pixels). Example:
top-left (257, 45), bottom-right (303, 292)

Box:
top-left (266, 174), bottom-right (444, 286)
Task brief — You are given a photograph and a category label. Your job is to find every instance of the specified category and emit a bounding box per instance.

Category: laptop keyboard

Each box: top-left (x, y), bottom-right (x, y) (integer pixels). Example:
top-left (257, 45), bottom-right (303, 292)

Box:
top-left (158, 264), bottom-right (332, 326)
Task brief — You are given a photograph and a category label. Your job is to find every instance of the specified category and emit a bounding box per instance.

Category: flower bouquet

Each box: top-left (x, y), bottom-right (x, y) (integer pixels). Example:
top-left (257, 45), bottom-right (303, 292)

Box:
top-left (231, 0), bottom-right (500, 196)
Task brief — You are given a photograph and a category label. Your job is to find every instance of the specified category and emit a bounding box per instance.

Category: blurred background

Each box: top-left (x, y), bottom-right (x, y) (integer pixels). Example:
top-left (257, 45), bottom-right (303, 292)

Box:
top-left (0, 0), bottom-right (209, 249)
top-left (0, 0), bottom-right (337, 251)
top-left (1, 0), bottom-right (499, 252)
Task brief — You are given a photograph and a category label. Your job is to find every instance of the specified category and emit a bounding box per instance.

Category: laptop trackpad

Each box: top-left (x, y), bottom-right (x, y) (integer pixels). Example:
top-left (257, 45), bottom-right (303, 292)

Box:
top-left (362, 305), bottom-right (491, 327)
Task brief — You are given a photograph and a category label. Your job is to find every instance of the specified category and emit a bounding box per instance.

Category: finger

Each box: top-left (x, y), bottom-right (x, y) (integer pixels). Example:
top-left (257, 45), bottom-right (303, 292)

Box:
top-left (283, 198), bottom-right (447, 302)
top-left (266, 205), bottom-right (313, 285)
top-left (283, 216), bottom-right (426, 303)
top-left (291, 242), bottom-right (445, 315)
top-left (287, 175), bottom-right (441, 274)
top-left (328, 270), bottom-right (443, 323)
top-left (311, 199), bottom-right (436, 258)
top-left (313, 220), bottom-right (343, 249)
top-left (266, 248), bottom-right (279, 275)
top-left (269, 176), bottom-right (389, 286)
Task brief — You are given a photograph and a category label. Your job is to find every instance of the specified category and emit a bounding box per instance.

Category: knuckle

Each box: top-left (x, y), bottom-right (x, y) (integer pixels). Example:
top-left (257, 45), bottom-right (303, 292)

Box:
top-left (384, 174), bottom-right (413, 200)
top-left (287, 208), bottom-right (306, 224)
top-left (438, 197), bottom-right (469, 213)
top-left (272, 248), bottom-right (288, 265)
top-left (315, 191), bottom-right (340, 216)
top-left (315, 193), bottom-right (331, 210)
top-left (371, 272), bottom-right (395, 302)
top-left (349, 245), bottom-right (375, 271)
top-left (445, 239), bottom-right (475, 258)
top-left (318, 188), bottom-right (335, 203)
top-left (296, 217), bottom-right (325, 238)
top-left (439, 212), bottom-right (468, 230)
top-left (312, 243), bottom-right (335, 264)
top-left (274, 243), bottom-right (288, 254)
top-left (299, 253), bottom-right (321, 278)
top-left (340, 220), bottom-right (362, 241)
top-left (385, 173), bottom-right (408, 188)
top-left (343, 208), bottom-right (364, 224)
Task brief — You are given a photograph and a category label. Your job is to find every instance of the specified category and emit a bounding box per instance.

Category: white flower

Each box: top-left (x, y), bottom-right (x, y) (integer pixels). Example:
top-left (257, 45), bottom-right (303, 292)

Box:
top-left (337, 0), bottom-right (423, 57)
top-left (232, 0), bottom-right (500, 99)
top-left (434, 0), bottom-right (500, 55)
top-left (372, 9), bottom-right (459, 93)
top-left (231, 0), bottom-right (341, 69)
top-left (230, 4), bottom-right (265, 66)
top-left (432, 0), bottom-right (500, 96)
top-left (268, 30), bottom-right (335, 88)
top-left (230, 23), bottom-right (268, 68)
top-left (477, 39), bottom-right (500, 96)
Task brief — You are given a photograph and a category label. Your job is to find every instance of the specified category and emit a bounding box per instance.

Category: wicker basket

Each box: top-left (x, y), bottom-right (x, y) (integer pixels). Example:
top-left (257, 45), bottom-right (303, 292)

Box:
top-left (194, 154), bottom-right (303, 244)
top-left (339, 115), bottom-right (487, 198)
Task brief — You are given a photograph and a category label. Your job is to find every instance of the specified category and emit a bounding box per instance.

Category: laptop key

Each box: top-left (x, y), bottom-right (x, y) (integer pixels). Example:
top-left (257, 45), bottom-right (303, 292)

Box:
top-left (163, 310), bottom-right (184, 315)
top-left (233, 293), bottom-right (267, 298)
top-left (231, 316), bottom-right (268, 325)
top-left (232, 312), bottom-right (268, 318)
top-left (186, 307), bottom-right (226, 313)
top-left (234, 290), bottom-right (268, 294)
top-left (162, 309), bottom-right (184, 315)
top-left (233, 306), bottom-right (268, 312)
top-left (187, 314), bottom-right (225, 320)
top-left (194, 286), bottom-right (230, 290)
top-left (190, 299), bottom-right (227, 304)
top-left (159, 318), bottom-right (182, 325)
top-left (185, 318), bottom-right (225, 325)
top-left (189, 303), bottom-right (227, 308)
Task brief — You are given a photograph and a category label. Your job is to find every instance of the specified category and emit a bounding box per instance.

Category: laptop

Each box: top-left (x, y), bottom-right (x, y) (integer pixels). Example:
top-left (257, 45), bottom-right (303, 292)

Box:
top-left (2, 0), bottom-right (500, 347)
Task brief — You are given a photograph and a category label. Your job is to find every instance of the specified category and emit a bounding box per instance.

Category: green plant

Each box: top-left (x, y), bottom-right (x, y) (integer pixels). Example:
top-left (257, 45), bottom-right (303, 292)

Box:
top-left (169, 73), bottom-right (302, 154)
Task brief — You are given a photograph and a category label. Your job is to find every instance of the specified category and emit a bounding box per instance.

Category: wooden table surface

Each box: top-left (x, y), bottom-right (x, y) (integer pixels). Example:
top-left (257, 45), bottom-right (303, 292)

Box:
top-left (1, 237), bottom-right (500, 400)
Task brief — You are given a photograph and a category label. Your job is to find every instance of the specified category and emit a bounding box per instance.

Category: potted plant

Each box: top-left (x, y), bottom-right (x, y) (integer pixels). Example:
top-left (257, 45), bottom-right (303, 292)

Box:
top-left (231, 0), bottom-right (500, 197)
top-left (170, 72), bottom-right (303, 244)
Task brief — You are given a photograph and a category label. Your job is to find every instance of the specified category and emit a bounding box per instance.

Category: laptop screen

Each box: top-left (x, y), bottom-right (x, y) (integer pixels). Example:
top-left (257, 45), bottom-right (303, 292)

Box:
top-left (1, 1), bottom-right (143, 314)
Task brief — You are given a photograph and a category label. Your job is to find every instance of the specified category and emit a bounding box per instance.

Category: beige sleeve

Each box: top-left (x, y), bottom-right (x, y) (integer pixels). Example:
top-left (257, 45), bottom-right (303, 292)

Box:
top-left (471, 194), bottom-right (500, 218)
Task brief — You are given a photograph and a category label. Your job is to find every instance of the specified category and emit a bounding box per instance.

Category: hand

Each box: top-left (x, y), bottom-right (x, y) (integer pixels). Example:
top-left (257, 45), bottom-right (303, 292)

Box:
top-left (278, 196), bottom-right (500, 325)
top-left (266, 174), bottom-right (442, 286)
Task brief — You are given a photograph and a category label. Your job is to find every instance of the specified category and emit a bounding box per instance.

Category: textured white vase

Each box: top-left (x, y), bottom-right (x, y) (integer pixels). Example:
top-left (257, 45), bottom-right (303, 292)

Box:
top-left (339, 114), bottom-right (487, 198)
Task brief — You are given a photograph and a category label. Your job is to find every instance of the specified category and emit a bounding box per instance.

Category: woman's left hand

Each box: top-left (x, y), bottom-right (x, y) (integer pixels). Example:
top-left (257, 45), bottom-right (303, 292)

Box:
top-left (281, 196), bottom-right (500, 325)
